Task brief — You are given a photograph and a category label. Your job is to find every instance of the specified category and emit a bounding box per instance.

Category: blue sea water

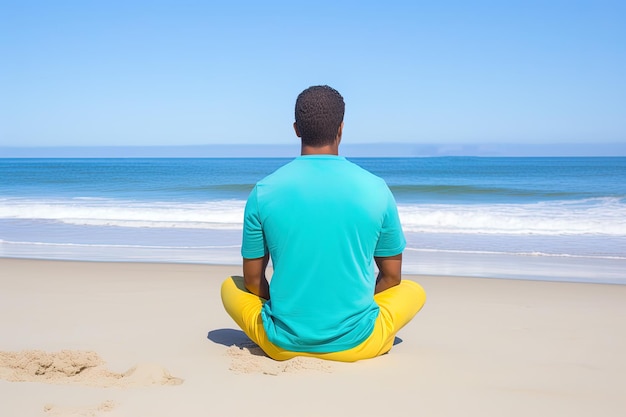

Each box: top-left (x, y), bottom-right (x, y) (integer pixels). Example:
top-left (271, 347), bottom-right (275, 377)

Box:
top-left (1, 157), bottom-right (625, 283)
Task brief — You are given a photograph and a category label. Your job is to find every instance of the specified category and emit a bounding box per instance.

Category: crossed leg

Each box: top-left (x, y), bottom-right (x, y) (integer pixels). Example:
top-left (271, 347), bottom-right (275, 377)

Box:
top-left (220, 276), bottom-right (426, 362)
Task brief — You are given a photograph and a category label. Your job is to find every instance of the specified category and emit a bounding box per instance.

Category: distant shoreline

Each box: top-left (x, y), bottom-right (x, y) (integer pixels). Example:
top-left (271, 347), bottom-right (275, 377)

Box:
top-left (2, 142), bottom-right (626, 158)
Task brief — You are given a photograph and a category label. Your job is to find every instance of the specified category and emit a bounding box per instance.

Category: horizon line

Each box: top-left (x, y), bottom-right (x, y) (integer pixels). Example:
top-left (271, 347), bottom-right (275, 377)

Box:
top-left (1, 142), bottom-right (625, 158)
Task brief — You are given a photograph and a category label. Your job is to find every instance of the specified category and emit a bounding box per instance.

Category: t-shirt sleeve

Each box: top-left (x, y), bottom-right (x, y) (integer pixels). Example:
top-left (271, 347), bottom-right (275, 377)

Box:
top-left (241, 185), bottom-right (267, 259)
top-left (374, 186), bottom-right (406, 257)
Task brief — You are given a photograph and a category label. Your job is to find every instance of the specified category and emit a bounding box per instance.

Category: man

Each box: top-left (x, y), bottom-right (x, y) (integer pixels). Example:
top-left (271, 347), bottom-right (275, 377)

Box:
top-left (221, 85), bottom-right (426, 362)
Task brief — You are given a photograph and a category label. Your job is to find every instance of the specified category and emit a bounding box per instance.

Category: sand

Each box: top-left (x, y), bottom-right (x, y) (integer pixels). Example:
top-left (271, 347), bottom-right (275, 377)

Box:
top-left (1, 258), bottom-right (625, 417)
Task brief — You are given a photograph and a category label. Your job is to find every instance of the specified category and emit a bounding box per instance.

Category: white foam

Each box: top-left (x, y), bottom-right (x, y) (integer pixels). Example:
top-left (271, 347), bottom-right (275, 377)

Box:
top-left (1, 196), bottom-right (625, 236)
top-left (0, 198), bottom-right (245, 229)
top-left (398, 197), bottom-right (626, 236)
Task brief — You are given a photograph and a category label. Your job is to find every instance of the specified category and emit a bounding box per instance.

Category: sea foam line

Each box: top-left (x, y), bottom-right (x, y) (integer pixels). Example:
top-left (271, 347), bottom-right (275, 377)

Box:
top-left (0, 239), bottom-right (241, 250)
top-left (3, 239), bottom-right (623, 261)
top-left (405, 247), bottom-right (626, 261)
top-left (1, 197), bottom-right (625, 236)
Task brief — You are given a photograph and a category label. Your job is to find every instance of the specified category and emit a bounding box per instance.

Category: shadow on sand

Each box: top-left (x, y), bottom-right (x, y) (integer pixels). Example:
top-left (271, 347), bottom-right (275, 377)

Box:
top-left (208, 328), bottom-right (403, 349)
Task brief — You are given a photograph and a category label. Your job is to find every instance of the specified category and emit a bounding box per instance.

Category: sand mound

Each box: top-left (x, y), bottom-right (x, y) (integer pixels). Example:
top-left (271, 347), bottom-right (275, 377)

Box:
top-left (226, 345), bottom-right (333, 375)
top-left (0, 350), bottom-right (183, 387)
top-left (0, 350), bottom-right (104, 379)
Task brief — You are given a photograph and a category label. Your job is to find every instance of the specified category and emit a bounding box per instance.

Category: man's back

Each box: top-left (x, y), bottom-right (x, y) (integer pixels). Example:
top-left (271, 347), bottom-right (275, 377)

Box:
top-left (222, 85), bottom-right (424, 362)
top-left (242, 155), bottom-right (405, 352)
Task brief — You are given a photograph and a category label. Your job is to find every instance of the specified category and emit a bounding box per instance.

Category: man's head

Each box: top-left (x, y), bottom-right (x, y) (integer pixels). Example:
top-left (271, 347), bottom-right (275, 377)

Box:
top-left (294, 85), bottom-right (345, 147)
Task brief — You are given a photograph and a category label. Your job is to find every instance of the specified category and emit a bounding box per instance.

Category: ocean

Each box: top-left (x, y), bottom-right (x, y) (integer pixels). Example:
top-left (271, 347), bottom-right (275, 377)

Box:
top-left (1, 157), bottom-right (625, 284)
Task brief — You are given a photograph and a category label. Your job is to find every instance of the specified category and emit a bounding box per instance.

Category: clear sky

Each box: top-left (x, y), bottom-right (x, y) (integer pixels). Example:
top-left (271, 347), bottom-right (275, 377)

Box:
top-left (1, 0), bottom-right (625, 155)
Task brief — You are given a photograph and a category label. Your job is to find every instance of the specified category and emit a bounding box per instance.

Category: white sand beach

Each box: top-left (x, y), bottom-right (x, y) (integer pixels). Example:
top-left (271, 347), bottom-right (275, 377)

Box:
top-left (1, 258), bottom-right (625, 417)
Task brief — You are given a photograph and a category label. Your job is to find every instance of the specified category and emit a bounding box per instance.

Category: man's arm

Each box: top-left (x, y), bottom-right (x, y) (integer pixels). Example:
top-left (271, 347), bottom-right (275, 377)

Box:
top-left (374, 253), bottom-right (402, 294)
top-left (243, 252), bottom-right (270, 300)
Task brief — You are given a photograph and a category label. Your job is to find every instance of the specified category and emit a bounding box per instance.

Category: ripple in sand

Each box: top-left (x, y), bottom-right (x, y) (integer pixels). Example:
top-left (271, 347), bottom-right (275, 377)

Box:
top-left (43, 400), bottom-right (115, 417)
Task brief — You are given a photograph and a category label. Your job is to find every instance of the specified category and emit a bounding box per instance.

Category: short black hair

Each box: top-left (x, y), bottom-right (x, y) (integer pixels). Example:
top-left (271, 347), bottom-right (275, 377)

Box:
top-left (294, 85), bottom-right (345, 147)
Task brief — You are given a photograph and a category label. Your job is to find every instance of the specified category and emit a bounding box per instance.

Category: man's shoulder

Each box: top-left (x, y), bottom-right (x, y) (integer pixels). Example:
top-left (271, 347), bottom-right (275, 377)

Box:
top-left (256, 158), bottom-right (299, 185)
top-left (341, 159), bottom-right (389, 186)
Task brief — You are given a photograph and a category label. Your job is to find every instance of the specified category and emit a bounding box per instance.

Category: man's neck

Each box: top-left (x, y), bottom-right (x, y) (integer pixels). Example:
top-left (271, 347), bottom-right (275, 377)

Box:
top-left (300, 143), bottom-right (339, 156)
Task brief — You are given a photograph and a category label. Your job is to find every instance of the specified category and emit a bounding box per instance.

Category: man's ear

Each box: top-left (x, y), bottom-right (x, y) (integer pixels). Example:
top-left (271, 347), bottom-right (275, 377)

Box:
top-left (336, 122), bottom-right (344, 144)
top-left (293, 122), bottom-right (301, 138)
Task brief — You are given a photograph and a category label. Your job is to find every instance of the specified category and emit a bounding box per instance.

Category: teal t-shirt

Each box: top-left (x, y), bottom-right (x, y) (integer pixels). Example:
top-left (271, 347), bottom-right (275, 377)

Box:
top-left (241, 155), bottom-right (405, 353)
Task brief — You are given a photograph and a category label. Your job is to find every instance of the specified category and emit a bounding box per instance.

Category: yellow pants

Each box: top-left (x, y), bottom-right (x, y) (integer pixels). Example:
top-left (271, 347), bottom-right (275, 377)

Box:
top-left (220, 276), bottom-right (426, 362)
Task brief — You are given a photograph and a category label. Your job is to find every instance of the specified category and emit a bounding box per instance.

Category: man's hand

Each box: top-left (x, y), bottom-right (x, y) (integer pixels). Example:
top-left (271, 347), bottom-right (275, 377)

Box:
top-left (374, 253), bottom-right (402, 294)
top-left (243, 253), bottom-right (270, 300)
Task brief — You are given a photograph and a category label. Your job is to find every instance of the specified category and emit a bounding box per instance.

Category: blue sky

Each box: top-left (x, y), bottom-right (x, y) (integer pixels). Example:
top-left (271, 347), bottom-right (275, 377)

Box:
top-left (1, 0), bottom-right (625, 156)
